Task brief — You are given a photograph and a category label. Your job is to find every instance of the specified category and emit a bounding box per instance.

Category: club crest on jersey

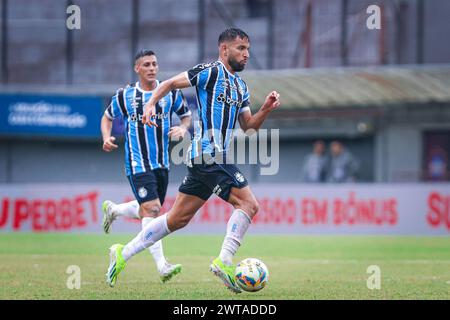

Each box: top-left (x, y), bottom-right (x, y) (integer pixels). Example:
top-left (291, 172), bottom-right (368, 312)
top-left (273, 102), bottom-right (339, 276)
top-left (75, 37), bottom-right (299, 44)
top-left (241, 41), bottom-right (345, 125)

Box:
top-left (138, 187), bottom-right (147, 198)
top-left (235, 172), bottom-right (245, 183)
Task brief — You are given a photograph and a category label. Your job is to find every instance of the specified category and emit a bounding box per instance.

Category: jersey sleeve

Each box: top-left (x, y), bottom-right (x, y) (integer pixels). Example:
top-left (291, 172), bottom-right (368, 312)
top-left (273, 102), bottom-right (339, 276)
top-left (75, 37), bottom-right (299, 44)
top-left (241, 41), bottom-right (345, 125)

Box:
top-left (172, 90), bottom-right (191, 119)
top-left (184, 62), bottom-right (217, 89)
top-left (105, 88), bottom-right (127, 120)
top-left (239, 82), bottom-right (251, 114)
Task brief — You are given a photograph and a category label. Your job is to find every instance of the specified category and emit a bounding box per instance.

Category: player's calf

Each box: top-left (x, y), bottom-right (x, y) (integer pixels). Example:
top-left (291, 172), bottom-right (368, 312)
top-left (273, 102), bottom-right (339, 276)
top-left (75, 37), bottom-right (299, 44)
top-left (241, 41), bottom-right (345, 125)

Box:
top-left (228, 188), bottom-right (259, 218)
top-left (168, 212), bottom-right (194, 231)
top-left (238, 200), bottom-right (259, 218)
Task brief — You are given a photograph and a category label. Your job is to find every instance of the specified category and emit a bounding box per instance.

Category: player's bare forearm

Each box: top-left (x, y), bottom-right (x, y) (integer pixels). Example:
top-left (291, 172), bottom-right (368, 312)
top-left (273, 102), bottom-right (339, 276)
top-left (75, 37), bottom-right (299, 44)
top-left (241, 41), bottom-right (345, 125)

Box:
top-left (143, 72), bottom-right (191, 127)
top-left (242, 108), bottom-right (271, 131)
top-left (101, 115), bottom-right (119, 152)
top-left (101, 115), bottom-right (113, 141)
top-left (146, 80), bottom-right (173, 107)
top-left (239, 91), bottom-right (280, 132)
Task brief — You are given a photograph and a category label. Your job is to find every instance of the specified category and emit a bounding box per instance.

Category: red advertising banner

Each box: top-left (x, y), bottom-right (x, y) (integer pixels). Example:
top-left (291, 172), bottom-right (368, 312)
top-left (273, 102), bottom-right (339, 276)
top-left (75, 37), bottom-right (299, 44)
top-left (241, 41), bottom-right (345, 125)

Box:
top-left (0, 183), bottom-right (449, 234)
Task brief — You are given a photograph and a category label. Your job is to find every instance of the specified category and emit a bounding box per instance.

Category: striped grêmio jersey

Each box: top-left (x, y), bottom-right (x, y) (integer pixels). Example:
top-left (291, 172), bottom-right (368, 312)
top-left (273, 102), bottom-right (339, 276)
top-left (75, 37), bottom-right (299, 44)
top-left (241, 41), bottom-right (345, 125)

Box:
top-left (185, 60), bottom-right (251, 160)
top-left (105, 81), bottom-right (191, 176)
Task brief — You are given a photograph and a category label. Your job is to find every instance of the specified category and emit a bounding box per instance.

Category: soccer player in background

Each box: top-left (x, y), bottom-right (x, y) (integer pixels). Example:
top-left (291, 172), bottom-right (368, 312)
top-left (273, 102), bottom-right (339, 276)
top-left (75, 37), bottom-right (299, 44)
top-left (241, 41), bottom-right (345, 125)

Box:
top-left (100, 49), bottom-right (192, 283)
top-left (106, 28), bottom-right (280, 293)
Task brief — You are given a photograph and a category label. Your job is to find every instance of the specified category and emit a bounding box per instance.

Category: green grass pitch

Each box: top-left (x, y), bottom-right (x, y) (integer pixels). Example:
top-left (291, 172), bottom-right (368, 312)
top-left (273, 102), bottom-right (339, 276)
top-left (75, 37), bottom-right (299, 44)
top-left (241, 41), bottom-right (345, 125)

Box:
top-left (0, 233), bottom-right (449, 299)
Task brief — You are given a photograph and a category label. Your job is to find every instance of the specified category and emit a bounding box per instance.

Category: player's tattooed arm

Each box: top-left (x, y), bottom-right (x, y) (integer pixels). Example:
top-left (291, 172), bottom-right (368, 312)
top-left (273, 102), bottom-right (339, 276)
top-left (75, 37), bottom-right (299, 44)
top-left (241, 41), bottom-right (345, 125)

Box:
top-left (101, 114), bottom-right (118, 152)
top-left (238, 91), bottom-right (280, 132)
top-left (142, 72), bottom-right (191, 127)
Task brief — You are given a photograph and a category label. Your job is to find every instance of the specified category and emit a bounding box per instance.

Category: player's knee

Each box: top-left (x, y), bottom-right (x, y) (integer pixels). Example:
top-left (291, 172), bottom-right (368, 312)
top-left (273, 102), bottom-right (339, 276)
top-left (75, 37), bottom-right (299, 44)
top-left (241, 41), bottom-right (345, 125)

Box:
top-left (249, 200), bottom-right (259, 217)
top-left (140, 202), bottom-right (161, 218)
top-left (239, 199), bottom-right (259, 218)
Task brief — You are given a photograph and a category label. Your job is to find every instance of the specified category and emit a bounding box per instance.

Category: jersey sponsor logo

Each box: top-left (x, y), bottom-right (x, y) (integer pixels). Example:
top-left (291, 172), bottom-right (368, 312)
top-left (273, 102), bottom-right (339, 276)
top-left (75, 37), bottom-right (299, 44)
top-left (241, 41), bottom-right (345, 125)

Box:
top-left (216, 92), bottom-right (243, 108)
top-left (129, 113), bottom-right (140, 122)
top-left (129, 112), bottom-right (168, 122)
top-left (138, 187), bottom-right (147, 198)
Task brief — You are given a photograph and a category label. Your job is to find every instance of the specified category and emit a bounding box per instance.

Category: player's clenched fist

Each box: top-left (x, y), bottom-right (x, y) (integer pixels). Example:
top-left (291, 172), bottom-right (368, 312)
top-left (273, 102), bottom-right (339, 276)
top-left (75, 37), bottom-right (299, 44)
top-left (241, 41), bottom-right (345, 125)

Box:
top-left (142, 102), bottom-right (158, 127)
top-left (103, 136), bottom-right (118, 152)
top-left (261, 91), bottom-right (280, 112)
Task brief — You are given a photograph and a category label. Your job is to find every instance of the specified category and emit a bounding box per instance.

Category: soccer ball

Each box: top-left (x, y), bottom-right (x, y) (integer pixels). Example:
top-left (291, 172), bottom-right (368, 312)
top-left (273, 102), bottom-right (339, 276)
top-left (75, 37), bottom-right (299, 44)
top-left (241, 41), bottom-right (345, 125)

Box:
top-left (235, 258), bottom-right (269, 292)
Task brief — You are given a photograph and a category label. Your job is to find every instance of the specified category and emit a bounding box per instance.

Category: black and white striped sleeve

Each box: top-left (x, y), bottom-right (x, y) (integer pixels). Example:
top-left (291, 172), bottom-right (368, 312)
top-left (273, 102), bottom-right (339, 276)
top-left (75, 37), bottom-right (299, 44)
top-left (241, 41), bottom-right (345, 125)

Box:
top-left (172, 90), bottom-right (191, 119)
top-left (104, 88), bottom-right (127, 119)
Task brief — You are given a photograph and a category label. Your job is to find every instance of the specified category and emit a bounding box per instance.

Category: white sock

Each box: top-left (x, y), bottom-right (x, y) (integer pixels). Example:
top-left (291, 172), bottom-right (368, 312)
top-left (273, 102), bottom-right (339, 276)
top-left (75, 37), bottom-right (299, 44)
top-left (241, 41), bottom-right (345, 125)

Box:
top-left (113, 200), bottom-right (140, 219)
top-left (142, 217), bottom-right (168, 273)
top-left (122, 214), bottom-right (171, 261)
top-left (219, 209), bottom-right (252, 266)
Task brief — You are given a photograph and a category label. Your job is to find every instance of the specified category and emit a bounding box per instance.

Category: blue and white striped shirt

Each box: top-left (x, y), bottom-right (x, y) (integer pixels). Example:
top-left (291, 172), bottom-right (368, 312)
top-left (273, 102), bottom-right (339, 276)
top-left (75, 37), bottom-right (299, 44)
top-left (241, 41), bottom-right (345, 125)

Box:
top-left (185, 60), bottom-right (250, 160)
top-left (105, 81), bottom-right (191, 176)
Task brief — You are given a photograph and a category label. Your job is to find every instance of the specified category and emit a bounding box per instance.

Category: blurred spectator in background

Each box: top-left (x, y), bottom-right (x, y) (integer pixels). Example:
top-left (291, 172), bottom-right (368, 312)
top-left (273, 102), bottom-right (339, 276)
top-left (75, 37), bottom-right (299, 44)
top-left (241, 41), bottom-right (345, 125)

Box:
top-left (301, 140), bottom-right (328, 182)
top-left (426, 146), bottom-right (449, 181)
top-left (326, 141), bottom-right (359, 183)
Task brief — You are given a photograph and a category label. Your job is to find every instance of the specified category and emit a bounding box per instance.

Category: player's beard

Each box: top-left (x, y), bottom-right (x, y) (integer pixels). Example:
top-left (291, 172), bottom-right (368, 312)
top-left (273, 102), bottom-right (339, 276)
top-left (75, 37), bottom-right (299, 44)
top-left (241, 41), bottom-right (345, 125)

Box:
top-left (228, 56), bottom-right (246, 72)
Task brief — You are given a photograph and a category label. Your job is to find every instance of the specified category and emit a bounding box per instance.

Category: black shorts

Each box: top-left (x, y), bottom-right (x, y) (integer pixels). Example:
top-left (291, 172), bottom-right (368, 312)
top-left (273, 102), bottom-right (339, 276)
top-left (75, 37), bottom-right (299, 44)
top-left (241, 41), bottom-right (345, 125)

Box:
top-left (178, 161), bottom-right (248, 201)
top-left (127, 169), bottom-right (169, 205)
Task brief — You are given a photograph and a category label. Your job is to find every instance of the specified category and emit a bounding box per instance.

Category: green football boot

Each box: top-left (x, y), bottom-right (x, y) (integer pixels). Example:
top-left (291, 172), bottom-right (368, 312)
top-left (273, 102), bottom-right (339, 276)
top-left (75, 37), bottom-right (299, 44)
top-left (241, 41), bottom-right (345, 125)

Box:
top-left (159, 263), bottom-right (183, 283)
top-left (102, 200), bottom-right (117, 234)
top-left (106, 244), bottom-right (126, 287)
top-left (210, 257), bottom-right (241, 293)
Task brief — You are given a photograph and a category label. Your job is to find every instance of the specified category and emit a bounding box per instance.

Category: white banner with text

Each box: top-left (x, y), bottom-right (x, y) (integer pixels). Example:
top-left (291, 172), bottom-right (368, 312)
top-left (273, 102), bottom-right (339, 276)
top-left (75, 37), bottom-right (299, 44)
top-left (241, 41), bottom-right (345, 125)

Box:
top-left (0, 183), bottom-right (449, 235)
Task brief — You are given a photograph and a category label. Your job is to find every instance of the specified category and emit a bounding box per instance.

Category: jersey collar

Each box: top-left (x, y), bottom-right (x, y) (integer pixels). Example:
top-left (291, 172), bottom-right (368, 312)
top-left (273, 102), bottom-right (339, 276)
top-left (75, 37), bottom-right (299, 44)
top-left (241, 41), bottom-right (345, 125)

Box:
top-left (136, 80), bottom-right (159, 93)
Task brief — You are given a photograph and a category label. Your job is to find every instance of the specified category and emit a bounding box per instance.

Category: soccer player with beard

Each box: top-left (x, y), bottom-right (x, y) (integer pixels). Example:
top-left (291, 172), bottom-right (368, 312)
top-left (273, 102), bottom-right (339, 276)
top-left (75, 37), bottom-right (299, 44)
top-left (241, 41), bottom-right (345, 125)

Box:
top-left (106, 29), bottom-right (280, 293)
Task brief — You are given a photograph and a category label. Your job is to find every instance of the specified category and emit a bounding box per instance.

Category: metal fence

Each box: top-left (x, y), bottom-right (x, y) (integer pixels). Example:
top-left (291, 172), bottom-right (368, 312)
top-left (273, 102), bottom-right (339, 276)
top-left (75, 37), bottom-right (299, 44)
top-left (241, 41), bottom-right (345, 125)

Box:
top-left (0, 0), bottom-right (448, 86)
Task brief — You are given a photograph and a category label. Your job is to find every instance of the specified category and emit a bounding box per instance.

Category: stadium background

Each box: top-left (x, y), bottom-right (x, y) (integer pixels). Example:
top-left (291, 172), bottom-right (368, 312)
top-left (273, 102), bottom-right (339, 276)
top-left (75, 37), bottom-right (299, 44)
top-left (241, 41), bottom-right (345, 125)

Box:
top-left (0, 0), bottom-right (449, 300)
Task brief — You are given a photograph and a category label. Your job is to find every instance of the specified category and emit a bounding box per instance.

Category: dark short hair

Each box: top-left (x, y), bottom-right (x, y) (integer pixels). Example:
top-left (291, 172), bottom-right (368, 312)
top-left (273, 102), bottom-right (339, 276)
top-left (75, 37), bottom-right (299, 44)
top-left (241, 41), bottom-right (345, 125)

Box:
top-left (134, 49), bottom-right (156, 63)
top-left (218, 28), bottom-right (250, 45)
top-left (314, 140), bottom-right (325, 146)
